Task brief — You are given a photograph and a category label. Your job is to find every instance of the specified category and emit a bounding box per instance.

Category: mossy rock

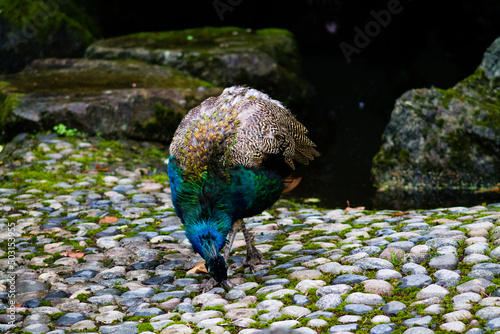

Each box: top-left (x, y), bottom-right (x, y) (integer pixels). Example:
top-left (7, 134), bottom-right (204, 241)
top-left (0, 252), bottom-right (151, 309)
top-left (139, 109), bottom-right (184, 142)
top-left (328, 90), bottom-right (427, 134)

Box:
top-left (0, 58), bottom-right (222, 143)
top-left (371, 36), bottom-right (500, 209)
top-left (85, 26), bottom-right (312, 111)
top-left (0, 0), bottom-right (98, 73)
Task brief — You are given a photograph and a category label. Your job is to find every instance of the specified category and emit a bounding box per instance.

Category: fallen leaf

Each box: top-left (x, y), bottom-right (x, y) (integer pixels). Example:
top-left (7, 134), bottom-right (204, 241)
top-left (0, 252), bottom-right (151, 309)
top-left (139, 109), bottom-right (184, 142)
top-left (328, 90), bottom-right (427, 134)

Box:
top-left (95, 164), bottom-right (108, 172)
top-left (187, 261), bottom-right (208, 274)
top-left (345, 206), bottom-right (365, 211)
top-left (99, 216), bottom-right (119, 224)
top-left (393, 212), bottom-right (410, 216)
top-left (475, 186), bottom-right (500, 194)
top-left (61, 251), bottom-right (85, 258)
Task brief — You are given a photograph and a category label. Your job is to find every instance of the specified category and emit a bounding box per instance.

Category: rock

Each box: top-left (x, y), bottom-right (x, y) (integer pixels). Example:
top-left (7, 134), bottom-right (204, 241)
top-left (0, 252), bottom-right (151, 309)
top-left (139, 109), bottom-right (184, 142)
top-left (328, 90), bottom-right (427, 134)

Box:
top-left (292, 294), bottom-right (310, 306)
top-left (402, 328), bottom-right (434, 334)
top-left (256, 300), bottom-right (284, 313)
top-left (429, 254), bottom-right (459, 270)
top-left (416, 284), bottom-right (449, 300)
top-left (401, 263), bottom-right (428, 275)
top-left (363, 279), bottom-right (394, 296)
top-left (434, 269), bottom-right (461, 287)
top-left (443, 310), bottom-right (472, 322)
top-left (441, 321), bottom-right (467, 332)
top-left (376, 269), bottom-right (402, 280)
top-left (472, 263), bottom-right (500, 274)
top-left (344, 304), bottom-right (373, 314)
top-left (317, 285), bottom-right (352, 296)
top-left (295, 280), bottom-right (326, 293)
top-left (308, 319), bottom-right (328, 327)
top-left (354, 258), bottom-right (394, 270)
top-left (281, 306), bottom-right (311, 317)
top-left (22, 324), bottom-right (50, 334)
top-left (456, 278), bottom-right (495, 294)
top-left (0, 58), bottom-right (221, 142)
top-left (225, 289), bottom-right (246, 301)
top-left (424, 304), bottom-right (444, 314)
top-left (23, 313), bottom-right (50, 326)
top-left (160, 324), bottom-right (192, 334)
top-left (265, 289), bottom-right (297, 299)
top-left (399, 274), bottom-right (433, 289)
top-left (181, 311), bottom-right (223, 324)
top-left (95, 311), bottom-right (125, 324)
top-left (55, 312), bottom-right (86, 325)
top-left (15, 280), bottom-right (49, 293)
top-left (85, 27), bottom-right (311, 111)
top-left (338, 315), bottom-right (361, 323)
top-left (371, 36), bottom-right (500, 208)
top-left (0, 2), bottom-right (97, 73)
top-left (329, 323), bottom-right (359, 332)
top-left (476, 307), bottom-right (500, 320)
top-left (269, 320), bottom-right (299, 329)
top-left (370, 324), bottom-right (394, 334)
top-left (305, 311), bottom-right (334, 319)
top-left (315, 294), bottom-right (342, 309)
top-left (403, 315), bottom-right (433, 327)
top-left (345, 292), bottom-right (385, 305)
top-left (121, 287), bottom-right (155, 299)
top-left (382, 301), bottom-right (407, 315)
top-left (332, 274), bottom-right (369, 284)
top-left (288, 269), bottom-right (322, 280)
top-left (197, 318), bottom-right (224, 329)
top-left (71, 320), bottom-right (97, 331)
top-left (226, 308), bottom-right (258, 320)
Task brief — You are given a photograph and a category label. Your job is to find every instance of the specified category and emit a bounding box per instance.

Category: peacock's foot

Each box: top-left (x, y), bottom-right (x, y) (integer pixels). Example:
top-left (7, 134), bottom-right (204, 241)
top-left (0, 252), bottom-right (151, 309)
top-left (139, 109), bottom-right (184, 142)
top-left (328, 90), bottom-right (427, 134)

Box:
top-left (243, 247), bottom-right (273, 272)
top-left (201, 278), bottom-right (233, 292)
top-left (229, 262), bottom-right (245, 271)
top-left (201, 278), bottom-right (218, 293)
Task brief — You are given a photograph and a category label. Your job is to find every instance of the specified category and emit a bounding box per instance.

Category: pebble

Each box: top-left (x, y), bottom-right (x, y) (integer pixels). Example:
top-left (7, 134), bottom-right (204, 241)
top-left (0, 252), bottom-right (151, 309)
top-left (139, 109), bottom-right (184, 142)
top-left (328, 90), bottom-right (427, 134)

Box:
top-left (2, 136), bottom-right (500, 334)
top-left (316, 294), bottom-right (342, 309)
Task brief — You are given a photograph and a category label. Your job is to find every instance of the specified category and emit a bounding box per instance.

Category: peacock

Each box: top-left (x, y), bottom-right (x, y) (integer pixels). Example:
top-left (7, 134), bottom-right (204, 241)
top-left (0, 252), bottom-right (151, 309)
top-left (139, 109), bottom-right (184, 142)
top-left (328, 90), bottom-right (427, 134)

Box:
top-left (167, 86), bottom-right (317, 290)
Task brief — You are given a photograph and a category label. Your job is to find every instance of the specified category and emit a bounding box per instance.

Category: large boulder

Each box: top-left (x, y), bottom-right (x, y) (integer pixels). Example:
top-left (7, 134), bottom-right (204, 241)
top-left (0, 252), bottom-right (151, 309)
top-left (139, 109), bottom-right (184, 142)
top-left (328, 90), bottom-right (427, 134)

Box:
top-left (372, 37), bottom-right (500, 208)
top-left (0, 0), bottom-right (98, 73)
top-left (0, 58), bottom-right (222, 142)
top-left (85, 27), bottom-right (312, 111)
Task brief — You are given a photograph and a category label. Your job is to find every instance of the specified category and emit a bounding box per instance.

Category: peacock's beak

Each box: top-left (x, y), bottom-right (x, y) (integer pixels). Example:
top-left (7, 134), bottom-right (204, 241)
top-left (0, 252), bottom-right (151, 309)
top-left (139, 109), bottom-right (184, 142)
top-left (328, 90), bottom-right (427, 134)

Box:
top-left (220, 279), bottom-right (230, 292)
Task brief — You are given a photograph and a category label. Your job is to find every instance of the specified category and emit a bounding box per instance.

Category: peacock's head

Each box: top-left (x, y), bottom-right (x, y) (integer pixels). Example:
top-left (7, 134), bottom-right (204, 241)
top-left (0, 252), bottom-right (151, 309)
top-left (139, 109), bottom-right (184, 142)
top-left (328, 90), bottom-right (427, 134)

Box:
top-left (202, 239), bottom-right (229, 289)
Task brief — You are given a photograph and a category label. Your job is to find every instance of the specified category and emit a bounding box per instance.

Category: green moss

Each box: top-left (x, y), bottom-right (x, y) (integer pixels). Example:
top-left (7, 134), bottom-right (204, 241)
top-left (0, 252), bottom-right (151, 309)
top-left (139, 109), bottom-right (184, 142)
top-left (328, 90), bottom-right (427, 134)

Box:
top-left (7, 59), bottom-right (212, 94)
top-left (137, 323), bottom-right (154, 332)
top-left (100, 27), bottom-right (293, 51)
top-left (445, 130), bottom-right (473, 169)
top-left (75, 293), bottom-right (90, 302)
top-left (256, 28), bottom-right (293, 37)
top-left (135, 103), bottom-right (185, 143)
top-left (0, 82), bottom-right (24, 126)
top-left (0, 0), bottom-right (97, 44)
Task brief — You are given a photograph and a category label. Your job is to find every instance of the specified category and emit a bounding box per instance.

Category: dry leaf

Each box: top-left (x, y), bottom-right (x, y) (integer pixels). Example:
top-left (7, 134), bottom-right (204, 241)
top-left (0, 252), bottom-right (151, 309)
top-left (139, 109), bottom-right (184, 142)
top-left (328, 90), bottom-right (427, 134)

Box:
top-left (95, 164), bottom-right (108, 172)
top-left (99, 216), bottom-right (119, 224)
top-left (61, 251), bottom-right (85, 258)
top-left (345, 206), bottom-right (365, 211)
top-left (393, 212), bottom-right (410, 216)
top-left (187, 261), bottom-right (208, 274)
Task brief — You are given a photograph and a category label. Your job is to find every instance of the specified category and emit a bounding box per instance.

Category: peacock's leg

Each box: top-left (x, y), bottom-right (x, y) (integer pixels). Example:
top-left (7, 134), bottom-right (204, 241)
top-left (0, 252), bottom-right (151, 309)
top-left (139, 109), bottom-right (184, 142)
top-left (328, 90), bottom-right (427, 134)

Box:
top-left (241, 221), bottom-right (270, 270)
top-left (201, 278), bottom-right (218, 293)
top-left (222, 219), bottom-right (243, 262)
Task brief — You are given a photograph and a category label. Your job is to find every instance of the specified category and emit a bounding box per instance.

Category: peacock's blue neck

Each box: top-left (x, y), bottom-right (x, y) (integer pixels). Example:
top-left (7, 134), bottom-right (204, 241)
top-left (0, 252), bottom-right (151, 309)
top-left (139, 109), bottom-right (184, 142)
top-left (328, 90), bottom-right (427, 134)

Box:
top-left (185, 216), bottom-right (230, 257)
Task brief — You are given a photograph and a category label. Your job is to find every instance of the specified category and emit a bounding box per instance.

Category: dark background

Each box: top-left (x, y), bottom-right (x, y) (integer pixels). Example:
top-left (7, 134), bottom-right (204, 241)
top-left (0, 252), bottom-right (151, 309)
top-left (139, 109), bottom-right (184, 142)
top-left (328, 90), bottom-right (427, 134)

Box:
top-left (81, 0), bottom-right (500, 209)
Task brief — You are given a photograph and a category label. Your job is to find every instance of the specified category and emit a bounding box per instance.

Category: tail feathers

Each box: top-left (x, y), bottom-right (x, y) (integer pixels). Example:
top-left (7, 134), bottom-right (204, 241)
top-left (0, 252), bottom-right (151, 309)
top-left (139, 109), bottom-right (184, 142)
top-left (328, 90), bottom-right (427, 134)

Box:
top-left (283, 176), bottom-right (302, 193)
top-left (227, 97), bottom-right (319, 170)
